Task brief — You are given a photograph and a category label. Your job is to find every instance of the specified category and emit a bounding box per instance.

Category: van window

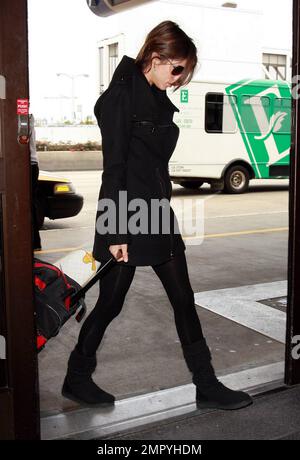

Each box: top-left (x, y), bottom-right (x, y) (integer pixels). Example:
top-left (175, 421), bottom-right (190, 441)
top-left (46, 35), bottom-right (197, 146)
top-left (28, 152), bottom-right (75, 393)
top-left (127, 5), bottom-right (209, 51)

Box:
top-left (240, 95), bottom-right (271, 134)
top-left (273, 98), bottom-right (291, 134)
top-left (205, 93), bottom-right (237, 133)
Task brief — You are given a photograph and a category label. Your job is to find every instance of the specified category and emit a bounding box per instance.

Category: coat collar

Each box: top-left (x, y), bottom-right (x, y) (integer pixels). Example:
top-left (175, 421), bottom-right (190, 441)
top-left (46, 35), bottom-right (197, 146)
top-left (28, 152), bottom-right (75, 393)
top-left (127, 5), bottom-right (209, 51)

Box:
top-left (110, 55), bottom-right (180, 120)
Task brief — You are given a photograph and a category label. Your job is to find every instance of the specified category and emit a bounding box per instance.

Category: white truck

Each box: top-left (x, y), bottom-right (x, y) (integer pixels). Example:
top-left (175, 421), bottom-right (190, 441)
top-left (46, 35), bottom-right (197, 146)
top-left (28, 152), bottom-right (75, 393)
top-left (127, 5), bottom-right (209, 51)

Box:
top-left (168, 78), bottom-right (291, 193)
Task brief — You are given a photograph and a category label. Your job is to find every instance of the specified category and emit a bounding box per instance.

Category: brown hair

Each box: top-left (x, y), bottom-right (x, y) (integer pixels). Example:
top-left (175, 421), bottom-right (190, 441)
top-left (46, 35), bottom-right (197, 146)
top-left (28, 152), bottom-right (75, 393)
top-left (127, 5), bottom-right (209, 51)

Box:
top-left (135, 20), bottom-right (198, 91)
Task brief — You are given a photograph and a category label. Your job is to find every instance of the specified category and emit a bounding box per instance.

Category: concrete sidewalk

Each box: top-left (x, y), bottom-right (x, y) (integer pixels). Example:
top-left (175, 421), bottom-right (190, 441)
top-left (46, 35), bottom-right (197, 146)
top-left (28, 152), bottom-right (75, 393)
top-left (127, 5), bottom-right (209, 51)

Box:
top-left (97, 384), bottom-right (300, 441)
top-left (41, 362), bottom-right (286, 439)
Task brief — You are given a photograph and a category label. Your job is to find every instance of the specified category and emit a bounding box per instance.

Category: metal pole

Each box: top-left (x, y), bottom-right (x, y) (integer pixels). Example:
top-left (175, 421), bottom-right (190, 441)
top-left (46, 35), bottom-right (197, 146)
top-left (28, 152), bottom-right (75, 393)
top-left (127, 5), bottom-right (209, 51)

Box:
top-left (57, 73), bottom-right (89, 124)
top-left (286, 0), bottom-right (300, 385)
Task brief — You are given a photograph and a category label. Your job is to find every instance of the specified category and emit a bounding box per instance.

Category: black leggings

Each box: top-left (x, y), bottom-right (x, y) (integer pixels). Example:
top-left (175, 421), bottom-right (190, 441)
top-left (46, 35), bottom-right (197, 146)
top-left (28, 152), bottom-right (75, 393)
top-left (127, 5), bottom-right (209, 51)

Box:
top-left (77, 251), bottom-right (204, 357)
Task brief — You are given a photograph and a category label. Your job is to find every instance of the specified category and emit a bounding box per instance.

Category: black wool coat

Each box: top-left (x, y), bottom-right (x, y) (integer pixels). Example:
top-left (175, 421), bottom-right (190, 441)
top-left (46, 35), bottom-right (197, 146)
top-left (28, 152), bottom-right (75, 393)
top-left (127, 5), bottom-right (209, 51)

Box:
top-left (92, 55), bottom-right (186, 266)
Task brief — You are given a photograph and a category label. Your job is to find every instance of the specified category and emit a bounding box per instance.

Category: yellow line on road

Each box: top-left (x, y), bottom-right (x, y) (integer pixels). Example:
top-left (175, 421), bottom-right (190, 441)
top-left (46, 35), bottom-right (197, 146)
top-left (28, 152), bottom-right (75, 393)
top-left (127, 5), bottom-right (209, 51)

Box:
top-left (35, 227), bottom-right (289, 255)
top-left (185, 227), bottom-right (288, 241)
top-left (34, 246), bottom-right (83, 255)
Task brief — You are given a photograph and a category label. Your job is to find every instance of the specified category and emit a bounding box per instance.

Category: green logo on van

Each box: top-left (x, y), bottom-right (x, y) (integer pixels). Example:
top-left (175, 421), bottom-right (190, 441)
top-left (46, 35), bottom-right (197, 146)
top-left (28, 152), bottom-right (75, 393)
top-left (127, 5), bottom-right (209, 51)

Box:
top-left (180, 89), bottom-right (189, 103)
top-left (225, 79), bottom-right (291, 178)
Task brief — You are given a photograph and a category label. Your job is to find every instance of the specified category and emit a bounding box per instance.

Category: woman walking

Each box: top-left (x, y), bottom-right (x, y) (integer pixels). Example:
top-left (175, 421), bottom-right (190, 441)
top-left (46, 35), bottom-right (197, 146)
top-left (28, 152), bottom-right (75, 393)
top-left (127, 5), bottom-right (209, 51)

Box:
top-left (62, 21), bottom-right (252, 411)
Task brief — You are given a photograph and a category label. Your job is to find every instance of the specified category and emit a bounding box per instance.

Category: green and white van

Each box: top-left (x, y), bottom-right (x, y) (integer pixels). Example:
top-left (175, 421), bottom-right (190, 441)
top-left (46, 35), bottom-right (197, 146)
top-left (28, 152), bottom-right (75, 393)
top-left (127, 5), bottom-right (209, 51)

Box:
top-left (168, 78), bottom-right (291, 193)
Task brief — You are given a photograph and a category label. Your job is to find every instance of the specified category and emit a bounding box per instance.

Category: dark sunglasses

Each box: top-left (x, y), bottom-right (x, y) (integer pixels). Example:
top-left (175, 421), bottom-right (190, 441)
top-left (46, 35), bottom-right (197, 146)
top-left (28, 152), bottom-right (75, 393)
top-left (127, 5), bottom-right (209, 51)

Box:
top-left (159, 55), bottom-right (185, 76)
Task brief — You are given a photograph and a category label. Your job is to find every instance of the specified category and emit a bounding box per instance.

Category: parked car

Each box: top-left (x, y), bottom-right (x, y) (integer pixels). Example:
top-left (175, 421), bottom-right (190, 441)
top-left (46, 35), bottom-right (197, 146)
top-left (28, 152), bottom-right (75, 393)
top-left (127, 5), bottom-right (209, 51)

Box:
top-left (36, 171), bottom-right (84, 228)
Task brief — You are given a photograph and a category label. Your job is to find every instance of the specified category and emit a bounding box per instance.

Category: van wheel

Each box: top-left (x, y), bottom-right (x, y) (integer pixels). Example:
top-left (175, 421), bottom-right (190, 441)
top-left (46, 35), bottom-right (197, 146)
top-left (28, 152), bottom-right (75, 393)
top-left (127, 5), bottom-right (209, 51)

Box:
top-left (224, 166), bottom-right (249, 194)
top-left (180, 180), bottom-right (204, 189)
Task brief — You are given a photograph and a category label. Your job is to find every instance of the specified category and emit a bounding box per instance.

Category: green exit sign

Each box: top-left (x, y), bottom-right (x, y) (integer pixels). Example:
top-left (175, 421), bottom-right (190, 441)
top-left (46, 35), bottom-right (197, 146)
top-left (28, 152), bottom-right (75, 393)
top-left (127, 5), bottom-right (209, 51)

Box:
top-left (181, 89), bottom-right (189, 103)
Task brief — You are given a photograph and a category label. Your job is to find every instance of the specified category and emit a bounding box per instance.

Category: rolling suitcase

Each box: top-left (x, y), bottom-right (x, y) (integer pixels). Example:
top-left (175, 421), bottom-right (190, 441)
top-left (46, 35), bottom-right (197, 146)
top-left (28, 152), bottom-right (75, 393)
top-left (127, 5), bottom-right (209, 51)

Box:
top-left (34, 256), bottom-right (115, 352)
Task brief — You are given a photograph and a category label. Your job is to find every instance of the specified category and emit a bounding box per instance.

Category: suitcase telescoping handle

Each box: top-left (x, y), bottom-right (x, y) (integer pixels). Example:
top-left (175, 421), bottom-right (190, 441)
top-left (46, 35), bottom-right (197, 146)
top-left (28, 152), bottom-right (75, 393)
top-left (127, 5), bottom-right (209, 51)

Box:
top-left (70, 256), bottom-right (116, 307)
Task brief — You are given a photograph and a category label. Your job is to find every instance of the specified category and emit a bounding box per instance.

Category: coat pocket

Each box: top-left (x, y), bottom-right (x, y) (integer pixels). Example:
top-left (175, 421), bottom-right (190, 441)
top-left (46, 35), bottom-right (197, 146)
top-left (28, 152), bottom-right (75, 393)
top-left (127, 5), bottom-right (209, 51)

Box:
top-left (132, 120), bottom-right (156, 133)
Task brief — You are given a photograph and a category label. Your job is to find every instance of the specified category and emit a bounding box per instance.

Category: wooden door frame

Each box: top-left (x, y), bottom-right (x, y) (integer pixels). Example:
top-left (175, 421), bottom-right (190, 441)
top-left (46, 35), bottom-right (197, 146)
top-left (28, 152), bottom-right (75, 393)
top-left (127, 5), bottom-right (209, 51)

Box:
top-left (286, 0), bottom-right (300, 385)
top-left (0, 0), bottom-right (40, 440)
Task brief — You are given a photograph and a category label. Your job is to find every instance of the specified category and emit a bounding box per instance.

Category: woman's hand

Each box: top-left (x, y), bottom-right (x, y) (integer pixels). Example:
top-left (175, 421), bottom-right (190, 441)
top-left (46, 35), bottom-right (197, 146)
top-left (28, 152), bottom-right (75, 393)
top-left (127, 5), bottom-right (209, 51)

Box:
top-left (109, 244), bottom-right (128, 263)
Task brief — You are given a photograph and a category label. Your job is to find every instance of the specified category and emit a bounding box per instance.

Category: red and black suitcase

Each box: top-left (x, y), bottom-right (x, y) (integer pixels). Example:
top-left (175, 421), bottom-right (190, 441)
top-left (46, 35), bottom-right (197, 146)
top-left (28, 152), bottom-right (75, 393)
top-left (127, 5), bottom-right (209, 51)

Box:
top-left (33, 257), bottom-right (115, 352)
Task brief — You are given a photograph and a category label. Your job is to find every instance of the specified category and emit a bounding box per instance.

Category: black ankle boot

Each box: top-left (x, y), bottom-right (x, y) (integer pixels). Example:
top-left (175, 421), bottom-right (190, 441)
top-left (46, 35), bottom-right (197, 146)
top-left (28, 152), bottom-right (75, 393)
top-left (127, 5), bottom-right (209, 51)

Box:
top-left (182, 338), bottom-right (253, 410)
top-left (62, 347), bottom-right (115, 406)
